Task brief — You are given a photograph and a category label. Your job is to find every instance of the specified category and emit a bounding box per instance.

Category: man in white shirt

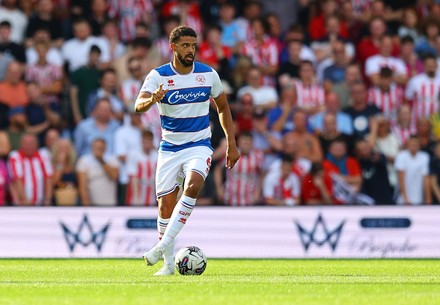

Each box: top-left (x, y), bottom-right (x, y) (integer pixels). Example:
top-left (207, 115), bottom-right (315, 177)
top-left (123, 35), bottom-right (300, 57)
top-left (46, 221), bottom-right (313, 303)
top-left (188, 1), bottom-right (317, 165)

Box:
top-left (61, 18), bottom-right (110, 72)
top-left (365, 35), bottom-right (408, 86)
top-left (394, 135), bottom-right (431, 205)
top-left (0, 0), bottom-right (27, 43)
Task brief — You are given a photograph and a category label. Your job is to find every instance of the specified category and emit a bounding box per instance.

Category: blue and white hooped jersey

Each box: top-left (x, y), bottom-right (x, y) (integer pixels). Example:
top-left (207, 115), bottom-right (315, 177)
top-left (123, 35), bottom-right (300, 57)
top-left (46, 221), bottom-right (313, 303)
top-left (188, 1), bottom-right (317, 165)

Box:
top-left (140, 62), bottom-right (223, 152)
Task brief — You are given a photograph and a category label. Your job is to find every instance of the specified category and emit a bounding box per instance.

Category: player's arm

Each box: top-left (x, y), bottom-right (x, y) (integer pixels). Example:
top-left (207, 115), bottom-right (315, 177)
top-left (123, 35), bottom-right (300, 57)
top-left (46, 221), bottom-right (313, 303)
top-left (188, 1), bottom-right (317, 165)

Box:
top-left (134, 83), bottom-right (168, 113)
top-left (213, 93), bottom-right (240, 169)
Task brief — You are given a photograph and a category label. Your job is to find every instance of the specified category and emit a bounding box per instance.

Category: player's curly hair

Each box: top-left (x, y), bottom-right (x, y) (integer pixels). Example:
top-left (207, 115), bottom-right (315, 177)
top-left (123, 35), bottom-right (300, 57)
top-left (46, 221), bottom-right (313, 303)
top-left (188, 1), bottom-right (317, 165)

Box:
top-left (169, 25), bottom-right (197, 44)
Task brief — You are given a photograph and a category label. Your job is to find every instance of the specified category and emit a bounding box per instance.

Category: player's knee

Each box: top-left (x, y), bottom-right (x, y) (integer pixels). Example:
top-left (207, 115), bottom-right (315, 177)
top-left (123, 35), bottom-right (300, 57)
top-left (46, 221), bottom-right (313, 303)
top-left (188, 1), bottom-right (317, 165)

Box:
top-left (184, 180), bottom-right (202, 198)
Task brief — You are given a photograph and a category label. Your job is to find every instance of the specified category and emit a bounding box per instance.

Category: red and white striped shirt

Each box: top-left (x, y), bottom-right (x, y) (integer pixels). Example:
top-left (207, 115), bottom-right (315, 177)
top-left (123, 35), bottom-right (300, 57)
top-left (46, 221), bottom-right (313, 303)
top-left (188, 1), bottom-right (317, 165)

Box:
top-left (8, 150), bottom-right (53, 205)
top-left (391, 123), bottom-right (417, 148)
top-left (224, 150), bottom-right (264, 206)
top-left (293, 80), bottom-right (325, 109)
top-left (119, 78), bottom-right (141, 105)
top-left (242, 35), bottom-right (279, 68)
top-left (108, 0), bottom-right (154, 42)
top-left (154, 37), bottom-right (173, 63)
top-left (368, 84), bottom-right (403, 120)
top-left (126, 150), bottom-right (157, 206)
top-left (405, 73), bottom-right (440, 121)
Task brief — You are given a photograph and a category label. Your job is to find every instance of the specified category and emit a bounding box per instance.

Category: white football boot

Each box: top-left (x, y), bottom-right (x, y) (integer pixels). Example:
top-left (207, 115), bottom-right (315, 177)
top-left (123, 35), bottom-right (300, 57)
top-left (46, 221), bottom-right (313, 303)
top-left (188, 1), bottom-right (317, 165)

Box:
top-left (143, 246), bottom-right (164, 266)
top-left (153, 264), bottom-right (175, 276)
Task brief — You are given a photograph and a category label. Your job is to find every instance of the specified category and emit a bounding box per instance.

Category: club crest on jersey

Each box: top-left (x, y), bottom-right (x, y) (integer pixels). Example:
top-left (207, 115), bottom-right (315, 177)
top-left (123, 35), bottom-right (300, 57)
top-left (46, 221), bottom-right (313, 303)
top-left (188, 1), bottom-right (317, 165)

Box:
top-left (167, 79), bottom-right (175, 86)
top-left (196, 75), bottom-right (206, 85)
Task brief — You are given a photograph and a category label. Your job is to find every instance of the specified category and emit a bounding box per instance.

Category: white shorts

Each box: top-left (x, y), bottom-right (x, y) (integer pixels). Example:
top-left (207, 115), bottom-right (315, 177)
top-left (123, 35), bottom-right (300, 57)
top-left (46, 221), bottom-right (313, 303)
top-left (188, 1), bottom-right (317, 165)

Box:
top-left (155, 146), bottom-right (213, 198)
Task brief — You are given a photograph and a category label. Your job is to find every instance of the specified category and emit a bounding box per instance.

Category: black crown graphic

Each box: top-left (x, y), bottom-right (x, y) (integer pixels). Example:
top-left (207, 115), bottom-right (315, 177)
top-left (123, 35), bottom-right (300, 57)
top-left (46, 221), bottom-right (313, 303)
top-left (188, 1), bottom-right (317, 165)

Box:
top-left (60, 214), bottom-right (110, 252)
top-left (295, 214), bottom-right (345, 252)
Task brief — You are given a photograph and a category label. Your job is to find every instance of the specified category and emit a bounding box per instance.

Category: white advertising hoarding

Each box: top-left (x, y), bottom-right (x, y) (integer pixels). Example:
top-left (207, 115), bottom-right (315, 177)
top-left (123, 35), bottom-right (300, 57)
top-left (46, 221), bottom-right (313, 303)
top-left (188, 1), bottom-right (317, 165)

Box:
top-left (0, 207), bottom-right (439, 258)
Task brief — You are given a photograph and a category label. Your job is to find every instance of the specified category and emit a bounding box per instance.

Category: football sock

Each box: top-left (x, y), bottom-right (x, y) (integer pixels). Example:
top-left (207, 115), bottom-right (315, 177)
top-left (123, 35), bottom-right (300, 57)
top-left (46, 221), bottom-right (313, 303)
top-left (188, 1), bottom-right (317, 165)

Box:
top-left (157, 216), bottom-right (174, 265)
top-left (157, 195), bottom-right (196, 250)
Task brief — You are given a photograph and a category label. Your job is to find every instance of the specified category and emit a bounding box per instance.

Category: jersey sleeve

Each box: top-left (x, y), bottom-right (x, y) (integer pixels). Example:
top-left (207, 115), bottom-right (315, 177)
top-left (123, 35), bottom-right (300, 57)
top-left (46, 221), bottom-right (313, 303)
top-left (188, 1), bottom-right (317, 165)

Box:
top-left (210, 69), bottom-right (223, 98)
top-left (140, 69), bottom-right (161, 94)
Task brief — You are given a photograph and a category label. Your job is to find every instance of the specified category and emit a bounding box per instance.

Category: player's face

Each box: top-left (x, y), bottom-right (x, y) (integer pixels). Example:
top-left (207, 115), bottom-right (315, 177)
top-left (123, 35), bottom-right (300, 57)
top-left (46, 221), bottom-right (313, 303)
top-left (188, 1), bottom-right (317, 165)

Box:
top-left (173, 36), bottom-right (197, 67)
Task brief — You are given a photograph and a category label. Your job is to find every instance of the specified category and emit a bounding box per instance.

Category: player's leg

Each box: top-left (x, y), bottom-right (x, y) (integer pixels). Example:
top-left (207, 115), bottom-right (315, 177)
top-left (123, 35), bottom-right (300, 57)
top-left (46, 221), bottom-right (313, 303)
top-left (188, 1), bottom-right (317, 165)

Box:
top-left (144, 147), bottom-right (212, 267)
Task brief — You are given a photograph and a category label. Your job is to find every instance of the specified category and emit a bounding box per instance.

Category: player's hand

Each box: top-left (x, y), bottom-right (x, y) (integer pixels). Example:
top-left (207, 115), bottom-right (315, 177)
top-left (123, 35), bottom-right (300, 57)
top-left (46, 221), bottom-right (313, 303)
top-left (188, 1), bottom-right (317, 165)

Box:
top-left (151, 84), bottom-right (169, 103)
top-left (225, 144), bottom-right (240, 169)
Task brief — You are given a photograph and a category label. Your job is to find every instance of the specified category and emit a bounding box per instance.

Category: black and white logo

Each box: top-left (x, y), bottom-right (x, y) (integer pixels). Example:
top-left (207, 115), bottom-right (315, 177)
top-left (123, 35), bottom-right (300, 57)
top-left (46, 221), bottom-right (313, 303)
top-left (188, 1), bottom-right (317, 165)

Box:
top-left (60, 214), bottom-right (110, 253)
top-left (295, 214), bottom-right (345, 252)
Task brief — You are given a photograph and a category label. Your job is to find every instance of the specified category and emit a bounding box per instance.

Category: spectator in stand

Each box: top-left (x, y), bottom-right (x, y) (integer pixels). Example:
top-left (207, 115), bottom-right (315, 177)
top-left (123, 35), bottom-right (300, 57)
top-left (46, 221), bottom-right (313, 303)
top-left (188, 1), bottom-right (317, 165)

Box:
top-left (301, 162), bottom-right (333, 205)
top-left (0, 52), bottom-right (12, 81)
top-left (0, 131), bottom-right (11, 206)
top-left (265, 12), bottom-right (283, 51)
top-left (391, 104), bottom-right (416, 148)
top-left (415, 18), bottom-right (439, 58)
top-left (263, 154), bottom-right (301, 206)
top-left (25, 41), bottom-right (63, 106)
top-left (8, 133), bottom-right (53, 205)
top-left (198, 25), bottom-right (232, 81)
top-left (322, 40), bottom-right (352, 87)
top-left (318, 113), bottom-right (355, 157)
top-left (323, 138), bottom-right (363, 193)
top-left (308, 0), bottom-right (348, 41)
top-left (429, 142), bottom-right (440, 204)
top-left (268, 85), bottom-right (296, 135)
top-left (236, 67), bottom-right (278, 111)
top-left (126, 130), bottom-right (157, 206)
top-left (279, 24), bottom-right (316, 65)
top-left (26, 27), bottom-right (63, 67)
top-left (332, 63), bottom-right (363, 110)
top-left (5, 107), bottom-right (28, 151)
top-left (399, 35), bottom-right (424, 81)
top-left (416, 117), bottom-right (437, 158)
top-left (218, 2), bottom-right (245, 50)
top-left (365, 35), bottom-right (408, 86)
top-left (0, 0), bottom-right (28, 43)
top-left (235, 0), bottom-right (263, 43)
top-left (367, 66), bottom-right (403, 121)
top-left (0, 61), bottom-right (28, 108)
top-left (0, 21), bottom-right (26, 63)
top-left (251, 108), bottom-right (282, 171)
top-left (100, 19), bottom-right (126, 62)
top-left (76, 137), bottom-right (119, 206)
top-left (61, 18), bottom-right (109, 72)
top-left (277, 40), bottom-right (302, 85)
top-left (114, 37), bottom-right (160, 83)
top-left (153, 15), bottom-right (179, 64)
top-left (119, 57), bottom-right (144, 109)
top-left (394, 135), bottom-right (431, 205)
top-left (241, 17), bottom-right (279, 84)
top-left (86, 68), bottom-right (124, 121)
top-left (292, 60), bottom-right (325, 115)
top-left (51, 138), bottom-right (78, 206)
top-left (234, 93), bottom-right (254, 134)
top-left (311, 16), bottom-right (355, 65)
top-left (340, 0), bottom-right (364, 44)
top-left (214, 131), bottom-right (264, 206)
top-left (39, 127), bottom-right (59, 159)
top-left (88, 0), bottom-right (109, 37)
top-left (161, 0), bottom-right (203, 38)
top-left (108, 0), bottom-right (154, 43)
top-left (355, 138), bottom-right (394, 204)
top-left (69, 45), bottom-right (101, 124)
top-left (343, 81), bottom-right (381, 139)
top-left (309, 92), bottom-right (353, 135)
top-left (114, 112), bottom-right (142, 205)
top-left (74, 98), bottom-right (120, 156)
top-left (25, 83), bottom-right (60, 143)
top-left (286, 109), bottom-right (323, 163)
top-left (405, 55), bottom-right (440, 123)
top-left (366, 115), bottom-right (399, 191)
top-left (25, 0), bottom-right (63, 48)
top-left (398, 8), bottom-right (423, 44)
top-left (356, 17), bottom-right (398, 69)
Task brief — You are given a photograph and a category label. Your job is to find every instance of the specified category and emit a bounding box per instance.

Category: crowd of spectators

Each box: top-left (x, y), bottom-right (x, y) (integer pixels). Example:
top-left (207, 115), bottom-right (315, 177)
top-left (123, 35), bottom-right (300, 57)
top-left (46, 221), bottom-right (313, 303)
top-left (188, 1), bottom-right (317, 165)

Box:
top-left (1, 0), bottom-right (440, 206)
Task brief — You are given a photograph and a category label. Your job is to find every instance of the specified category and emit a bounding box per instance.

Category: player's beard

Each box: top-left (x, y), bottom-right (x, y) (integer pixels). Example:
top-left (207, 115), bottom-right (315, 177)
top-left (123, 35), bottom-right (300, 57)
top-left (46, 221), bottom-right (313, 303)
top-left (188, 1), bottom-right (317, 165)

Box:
top-left (177, 53), bottom-right (194, 67)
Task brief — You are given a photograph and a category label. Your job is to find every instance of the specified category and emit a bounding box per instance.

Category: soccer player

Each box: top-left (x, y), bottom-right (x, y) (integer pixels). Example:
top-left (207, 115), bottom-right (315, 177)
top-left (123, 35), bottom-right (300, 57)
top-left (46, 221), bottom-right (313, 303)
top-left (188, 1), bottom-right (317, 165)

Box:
top-left (134, 26), bottom-right (240, 276)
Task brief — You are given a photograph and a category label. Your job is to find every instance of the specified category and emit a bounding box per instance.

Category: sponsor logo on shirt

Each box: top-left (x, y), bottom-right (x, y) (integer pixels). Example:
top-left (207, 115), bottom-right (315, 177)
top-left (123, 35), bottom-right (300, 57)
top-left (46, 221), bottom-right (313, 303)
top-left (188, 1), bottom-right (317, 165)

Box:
top-left (168, 90), bottom-right (208, 104)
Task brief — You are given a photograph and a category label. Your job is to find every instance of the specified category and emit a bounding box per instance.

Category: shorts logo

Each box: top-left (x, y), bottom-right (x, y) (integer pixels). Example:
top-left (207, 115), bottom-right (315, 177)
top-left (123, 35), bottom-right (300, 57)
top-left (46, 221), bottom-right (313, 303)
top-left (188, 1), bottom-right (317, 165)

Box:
top-left (196, 75), bottom-right (206, 85)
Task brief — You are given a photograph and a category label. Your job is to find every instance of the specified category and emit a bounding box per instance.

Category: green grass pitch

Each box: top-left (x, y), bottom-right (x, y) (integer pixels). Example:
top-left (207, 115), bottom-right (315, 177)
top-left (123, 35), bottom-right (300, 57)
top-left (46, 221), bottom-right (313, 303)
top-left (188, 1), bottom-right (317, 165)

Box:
top-left (1, 259), bottom-right (439, 305)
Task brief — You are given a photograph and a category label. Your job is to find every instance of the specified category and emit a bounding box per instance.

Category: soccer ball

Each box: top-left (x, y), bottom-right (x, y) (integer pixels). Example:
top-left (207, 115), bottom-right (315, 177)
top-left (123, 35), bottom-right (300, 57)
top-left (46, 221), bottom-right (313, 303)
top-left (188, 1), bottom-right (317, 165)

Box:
top-left (175, 246), bottom-right (207, 275)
